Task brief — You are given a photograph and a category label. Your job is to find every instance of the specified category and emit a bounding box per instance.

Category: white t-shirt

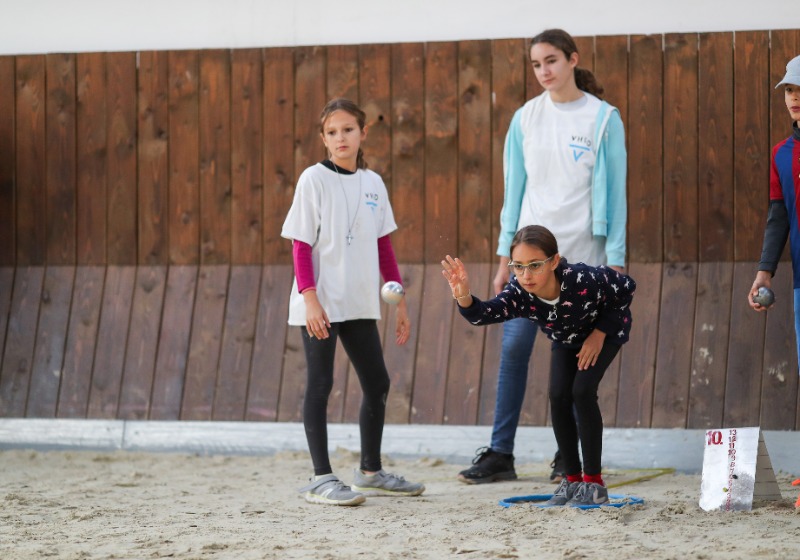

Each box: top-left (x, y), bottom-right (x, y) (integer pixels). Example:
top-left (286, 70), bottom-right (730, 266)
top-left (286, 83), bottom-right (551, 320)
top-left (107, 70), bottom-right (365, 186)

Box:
top-left (281, 163), bottom-right (397, 326)
top-left (518, 92), bottom-right (606, 266)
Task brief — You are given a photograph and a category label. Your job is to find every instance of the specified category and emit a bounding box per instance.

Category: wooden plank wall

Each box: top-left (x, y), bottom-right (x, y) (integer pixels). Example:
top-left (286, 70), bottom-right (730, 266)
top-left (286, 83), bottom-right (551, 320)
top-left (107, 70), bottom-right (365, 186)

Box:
top-left (0, 30), bottom-right (799, 430)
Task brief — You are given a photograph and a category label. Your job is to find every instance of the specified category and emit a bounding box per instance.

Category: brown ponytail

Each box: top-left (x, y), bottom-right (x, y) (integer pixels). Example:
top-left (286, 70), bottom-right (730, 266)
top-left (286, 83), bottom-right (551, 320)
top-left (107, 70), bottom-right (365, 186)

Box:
top-left (319, 98), bottom-right (369, 170)
top-left (531, 29), bottom-right (604, 99)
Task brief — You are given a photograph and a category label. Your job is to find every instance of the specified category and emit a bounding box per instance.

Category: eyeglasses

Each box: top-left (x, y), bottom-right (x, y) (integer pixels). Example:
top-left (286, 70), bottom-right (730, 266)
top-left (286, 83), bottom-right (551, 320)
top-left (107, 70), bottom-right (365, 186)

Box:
top-left (507, 257), bottom-right (553, 276)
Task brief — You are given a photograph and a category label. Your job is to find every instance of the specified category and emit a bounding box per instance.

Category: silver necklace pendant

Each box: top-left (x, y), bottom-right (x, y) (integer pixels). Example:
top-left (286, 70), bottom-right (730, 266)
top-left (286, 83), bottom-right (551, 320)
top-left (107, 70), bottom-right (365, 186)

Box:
top-left (332, 162), bottom-right (362, 247)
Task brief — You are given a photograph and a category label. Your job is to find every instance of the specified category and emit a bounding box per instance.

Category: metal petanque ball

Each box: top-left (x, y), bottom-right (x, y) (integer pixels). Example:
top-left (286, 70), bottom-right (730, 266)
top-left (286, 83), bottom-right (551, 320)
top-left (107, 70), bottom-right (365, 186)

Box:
top-left (753, 286), bottom-right (775, 307)
top-left (381, 281), bottom-right (405, 305)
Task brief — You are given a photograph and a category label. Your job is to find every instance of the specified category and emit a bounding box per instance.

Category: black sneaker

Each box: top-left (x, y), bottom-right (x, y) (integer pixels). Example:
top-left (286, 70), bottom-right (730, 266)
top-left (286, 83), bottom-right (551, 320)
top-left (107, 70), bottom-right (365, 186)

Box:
top-left (549, 449), bottom-right (565, 483)
top-left (457, 447), bottom-right (517, 484)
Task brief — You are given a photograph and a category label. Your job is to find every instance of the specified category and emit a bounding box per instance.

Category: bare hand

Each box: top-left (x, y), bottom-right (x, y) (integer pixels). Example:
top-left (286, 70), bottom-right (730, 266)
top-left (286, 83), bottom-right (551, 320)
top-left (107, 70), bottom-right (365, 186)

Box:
top-left (748, 271), bottom-right (773, 312)
top-left (395, 300), bottom-right (411, 345)
top-left (304, 292), bottom-right (331, 339)
top-left (441, 255), bottom-right (472, 305)
top-left (577, 329), bottom-right (606, 370)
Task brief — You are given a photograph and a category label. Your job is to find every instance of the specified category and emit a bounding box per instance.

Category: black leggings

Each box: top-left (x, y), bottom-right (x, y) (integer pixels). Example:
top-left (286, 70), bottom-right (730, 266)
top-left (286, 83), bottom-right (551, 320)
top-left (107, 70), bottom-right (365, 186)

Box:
top-left (301, 319), bottom-right (391, 476)
top-left (549, 341), bottom-right (620, 477)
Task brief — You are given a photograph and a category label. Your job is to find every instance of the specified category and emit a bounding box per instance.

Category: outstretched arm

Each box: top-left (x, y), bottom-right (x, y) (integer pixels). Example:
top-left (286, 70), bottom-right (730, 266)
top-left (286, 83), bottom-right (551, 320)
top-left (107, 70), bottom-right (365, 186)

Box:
top-left (441, 255), bottom-right (473, 307)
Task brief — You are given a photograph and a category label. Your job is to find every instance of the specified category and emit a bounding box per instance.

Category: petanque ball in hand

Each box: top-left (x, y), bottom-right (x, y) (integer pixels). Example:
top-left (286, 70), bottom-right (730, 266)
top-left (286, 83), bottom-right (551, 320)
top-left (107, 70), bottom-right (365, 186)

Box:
top-left (753, 286), bottom-right (775, 307)
top-left (381, 281), bottom-right (405, 305)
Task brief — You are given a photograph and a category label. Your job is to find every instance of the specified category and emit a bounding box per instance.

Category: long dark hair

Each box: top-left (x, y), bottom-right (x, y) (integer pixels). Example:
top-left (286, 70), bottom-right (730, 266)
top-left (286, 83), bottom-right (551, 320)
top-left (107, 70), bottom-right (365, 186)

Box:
top-left (531, 29), bottom-right (604, 99)
top-left (511, 225), bottom-right (559, 258)
top-left (319, 98), bottom-right (368, 170)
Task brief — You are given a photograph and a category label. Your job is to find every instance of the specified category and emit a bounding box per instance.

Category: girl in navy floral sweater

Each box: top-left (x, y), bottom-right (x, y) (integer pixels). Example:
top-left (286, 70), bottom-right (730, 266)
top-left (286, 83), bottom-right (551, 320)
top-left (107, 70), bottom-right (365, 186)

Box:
top-left (442, 225), bottom-right (635, 506)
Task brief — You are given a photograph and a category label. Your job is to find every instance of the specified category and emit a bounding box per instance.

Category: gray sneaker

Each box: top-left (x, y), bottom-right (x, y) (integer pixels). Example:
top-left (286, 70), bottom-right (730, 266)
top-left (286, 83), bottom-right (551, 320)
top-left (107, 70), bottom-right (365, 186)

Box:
top-left (299, 474), bottom-right (366, 506)
top-left (352, 469), bottom-right (425, 497)
top-left (545, 479), bottom-right (583, 506)
top-left (566, 482), bottom-right (609, 507)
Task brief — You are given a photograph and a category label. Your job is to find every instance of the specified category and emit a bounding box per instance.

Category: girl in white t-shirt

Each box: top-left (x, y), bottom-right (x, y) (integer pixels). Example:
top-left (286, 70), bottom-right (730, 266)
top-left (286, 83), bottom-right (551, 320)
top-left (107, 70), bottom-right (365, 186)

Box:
top-left (281, 98), bottom-right (424, 506)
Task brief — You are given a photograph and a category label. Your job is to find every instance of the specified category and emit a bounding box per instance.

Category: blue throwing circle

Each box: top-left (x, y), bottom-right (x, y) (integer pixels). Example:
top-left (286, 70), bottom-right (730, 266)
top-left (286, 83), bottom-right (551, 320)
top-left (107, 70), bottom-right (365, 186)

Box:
top-left (498, 493), bottom-right (644, 510)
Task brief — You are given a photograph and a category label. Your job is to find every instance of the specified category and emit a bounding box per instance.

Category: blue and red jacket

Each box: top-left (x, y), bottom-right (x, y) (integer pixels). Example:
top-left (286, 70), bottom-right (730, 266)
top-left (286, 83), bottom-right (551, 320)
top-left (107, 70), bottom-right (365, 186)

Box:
top-left (760, 123), bottom-right (800, 288)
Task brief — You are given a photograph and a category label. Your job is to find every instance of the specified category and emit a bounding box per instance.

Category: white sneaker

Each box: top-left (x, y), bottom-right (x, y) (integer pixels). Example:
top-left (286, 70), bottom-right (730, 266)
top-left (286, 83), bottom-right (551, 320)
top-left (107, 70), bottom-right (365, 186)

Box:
top-left (298, 474), bottom-right (365, 506)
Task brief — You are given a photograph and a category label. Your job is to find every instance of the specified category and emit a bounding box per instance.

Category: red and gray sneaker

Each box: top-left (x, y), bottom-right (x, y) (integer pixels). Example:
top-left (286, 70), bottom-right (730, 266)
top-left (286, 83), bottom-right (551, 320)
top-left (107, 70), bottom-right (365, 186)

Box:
top-left (457, 447), bottom-right (517, 484)
top-left (566, 482), bottom-right (609, 507)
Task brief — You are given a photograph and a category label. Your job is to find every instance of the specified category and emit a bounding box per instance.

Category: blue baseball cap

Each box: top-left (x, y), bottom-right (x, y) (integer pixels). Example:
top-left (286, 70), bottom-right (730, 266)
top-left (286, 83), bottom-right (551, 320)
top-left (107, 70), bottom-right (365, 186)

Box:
top-left (776, 54), bottom-right (800, 88)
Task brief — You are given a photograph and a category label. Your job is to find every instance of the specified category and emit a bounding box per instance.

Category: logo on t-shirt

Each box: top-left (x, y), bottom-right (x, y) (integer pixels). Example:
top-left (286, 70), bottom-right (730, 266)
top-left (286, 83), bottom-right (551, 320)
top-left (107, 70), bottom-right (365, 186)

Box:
top-left (569, 135), bottom-right (592, 162)
top-left (365, 191), bottom-right (379, 212)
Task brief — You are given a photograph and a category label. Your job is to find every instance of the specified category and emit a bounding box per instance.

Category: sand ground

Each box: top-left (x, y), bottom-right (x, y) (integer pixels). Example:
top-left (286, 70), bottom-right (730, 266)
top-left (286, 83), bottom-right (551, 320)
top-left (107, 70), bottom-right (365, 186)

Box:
top-left (2, 447), bottom-right (799, 559)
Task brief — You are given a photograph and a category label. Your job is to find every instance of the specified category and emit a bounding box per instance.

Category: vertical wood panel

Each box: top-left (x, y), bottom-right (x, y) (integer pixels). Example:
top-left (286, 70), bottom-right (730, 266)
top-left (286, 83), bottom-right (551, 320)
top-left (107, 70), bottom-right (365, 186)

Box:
top-left (106, 52), bottom-right (137, 265)
top-left (181, 265), bottom-right (228, 420)
top-left (444, 263), bottom-right (489, 424)
top-left (687, 262), bottom-right (732, 429)
top-left (574, 36), bottom-right (594, 73)
top-left (733, 31), bottom-right (769, 261)
top-left (150, 265), bottom-right (196, 418)
top-left (723, 262), bottom-right (766, 426)
top-left (760, 267), bottom-right (798, 429)
top-left (391, 43), bottom-right (425, 262)
top-left (359, 44), bottom-right (392, 184)
top-left (263, 48), bottom-right (294, 264)
top-left (616, 262), bottom-right (661, 427)
top-left (410, 265), bottom-right (453, 423)
top-left (277, 326), bottom-right (305, 422)
top-left (594, 36), bottom-right (627, 137)
top-left (87, 265), bottom-right (135, 418)
top-left (293, 47), bottom-right (326, 182)
top-left (46, 54), bottom-right (77, 264)
top-left (0, 57), bottom-right (15, 265)
top-left (118, 266), bottom-right (166, 419)
top-left (57, 266), bottom-right (103, 417)
top-left (76, 52), bottom-right (107, 265)
top-left (521, 325), bottom-right (551, 426)
top-left (458, 40), bottom-right (492, 262)
top-left (0, 267), bottom-right (44, 416)
top-left (231, 49), bottom-right (263, 264)
top-left (651, 263), bottom-right (697, 427)
top-left (424, 42), bottom-right (458, 263)
top-left (627, 36), bottom-right (663, 263)
top-left (478, 323), bottom-right (502, 425)
top-left (326, 45), bottom-right (359, 102)
top-left (168, 50), bottom-right (200, 265)
top-left (199, 50), bottom-right (231, 264)
top-left (0, 268), bottom-right (16, 385)
top-left (16, 56), bottom-right (47, 265)
top-left (698, 33), bottom-right (734, 262)
top-left (384, 264), bottom-right (424, 423)
top-left (26, 266), bottom-right (74, 417)
top-left (248, 265), bottom-right (291, 421)
top-left (490, 39), bottom-right (527, 262)
top-left (137, 51), bottom-right (170, 265)
top-left (663, 33), bottom-right (698, 263)
top-left (214, 265), bottom-right (261, 420)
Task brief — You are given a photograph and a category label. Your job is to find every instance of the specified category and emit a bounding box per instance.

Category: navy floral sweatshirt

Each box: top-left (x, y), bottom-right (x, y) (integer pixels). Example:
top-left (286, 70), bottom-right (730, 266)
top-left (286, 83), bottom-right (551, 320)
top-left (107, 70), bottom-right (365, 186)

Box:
top-left (458, 260), bottom-right (636, 349)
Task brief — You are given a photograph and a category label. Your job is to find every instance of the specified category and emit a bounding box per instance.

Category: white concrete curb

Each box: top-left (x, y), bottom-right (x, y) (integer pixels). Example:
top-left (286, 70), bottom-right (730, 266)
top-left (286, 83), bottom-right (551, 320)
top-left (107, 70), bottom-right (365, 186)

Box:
top-left (0, 419), bottom-right (797, 474)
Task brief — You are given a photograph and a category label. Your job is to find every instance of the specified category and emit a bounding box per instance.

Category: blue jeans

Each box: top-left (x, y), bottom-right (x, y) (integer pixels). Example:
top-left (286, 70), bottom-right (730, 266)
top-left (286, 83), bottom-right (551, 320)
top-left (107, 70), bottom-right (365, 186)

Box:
top-left (490, 318), bottom-right (538, 454)
top-left (794, 289), bottom-right (800, 374)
